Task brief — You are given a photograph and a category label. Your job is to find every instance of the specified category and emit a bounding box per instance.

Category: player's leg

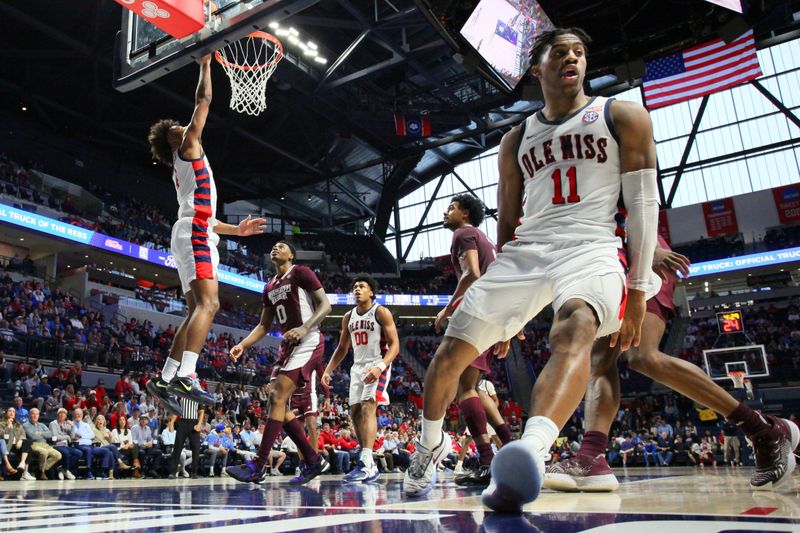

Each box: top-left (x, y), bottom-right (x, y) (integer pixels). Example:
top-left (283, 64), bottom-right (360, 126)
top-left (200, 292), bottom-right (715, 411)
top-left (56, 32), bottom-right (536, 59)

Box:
top-left (544, 338), bottom-right (621, 492)
top-left (346, 399), bottom-right (379, 482)
top-left (483, 267), bottom-right (620, 512)
top-left (456, 366), bottom-right (493, 486)
top-left (306, 415), bottom-right (319, 454)
top-left (627, 312), bottom-right (798, 490)
top-left (166, 278), bottom-right (218, 404)
top-left (480, 391), bottom-right (513, 446)
top-left (455, 434), bottom-right (471, 474)
top-left (146, 293), bottom-right (196, 415)
top-left (227, 373), bottom-right (296, 483)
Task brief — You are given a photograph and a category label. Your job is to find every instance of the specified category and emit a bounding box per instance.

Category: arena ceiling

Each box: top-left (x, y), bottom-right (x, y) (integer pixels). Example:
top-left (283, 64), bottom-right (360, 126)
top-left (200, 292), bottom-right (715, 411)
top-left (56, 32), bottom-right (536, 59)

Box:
top-left (0, 0), bottom-right (799, 236)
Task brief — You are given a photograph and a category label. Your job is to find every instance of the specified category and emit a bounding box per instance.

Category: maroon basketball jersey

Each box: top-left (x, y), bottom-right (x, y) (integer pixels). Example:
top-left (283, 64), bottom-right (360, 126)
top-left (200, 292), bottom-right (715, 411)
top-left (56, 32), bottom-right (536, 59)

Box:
top-left (262, 264), bottom-right (324, 335)
top-left (450, 226), bottom-right (496, 277)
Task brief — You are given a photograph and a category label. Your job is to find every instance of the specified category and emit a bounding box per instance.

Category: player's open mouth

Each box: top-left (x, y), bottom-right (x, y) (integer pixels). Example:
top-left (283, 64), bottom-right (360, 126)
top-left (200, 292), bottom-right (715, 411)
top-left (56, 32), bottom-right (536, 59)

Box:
top-left (561, 67), bottom-right (578, 79)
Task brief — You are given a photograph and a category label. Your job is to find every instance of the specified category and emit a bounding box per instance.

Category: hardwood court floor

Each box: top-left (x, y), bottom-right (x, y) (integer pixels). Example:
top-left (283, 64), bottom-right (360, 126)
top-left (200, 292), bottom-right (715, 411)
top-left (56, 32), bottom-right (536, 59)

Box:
top-left (1, 467), bottom-right (799, 532)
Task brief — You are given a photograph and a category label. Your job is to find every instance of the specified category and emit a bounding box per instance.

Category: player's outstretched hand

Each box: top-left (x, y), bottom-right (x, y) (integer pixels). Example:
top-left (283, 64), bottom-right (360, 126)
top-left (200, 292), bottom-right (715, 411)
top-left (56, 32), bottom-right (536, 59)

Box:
top-left (237, 214), bottom-right (267, 237)
top-left (434, 305), bottom-right (454, 334)
top-left (653, 248), bottom-right (691, 282)
top-left (230, 344), bottom-right (244, 362)
top-left (321, 372), bottom-right (332, 391)
top-left (284, 326), bottom-right (308, 344)
top-left (610, 290), bottom-right (646, 352)
top-left (364, 366), bottom-right (382, 384)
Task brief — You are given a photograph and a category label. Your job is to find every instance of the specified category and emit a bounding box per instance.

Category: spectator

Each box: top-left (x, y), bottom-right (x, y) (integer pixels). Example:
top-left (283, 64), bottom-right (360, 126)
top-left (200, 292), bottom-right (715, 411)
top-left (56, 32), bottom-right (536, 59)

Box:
top-left (0, 406), bottom-right (33, 479)
top-left (203, 424), bottom-right (233, 477)
top-left (70, 407), bottom-right (108, 479)
top-left (656, 431), bottom-right (673, 466)
top-left (22, 407), bottom-right (62, 480)
top-left (721, 420), bottom-right (741, 466)
top-left (111, 415), bottom-right (141, 478)
top-left (619, 435), bottom-right (634, 467)
top-left (131, 415), bottom-right (161, 478)
top-left (49, 408), bottom-right (79, 480)
top-left (93, 415), bottom-right (131, 478)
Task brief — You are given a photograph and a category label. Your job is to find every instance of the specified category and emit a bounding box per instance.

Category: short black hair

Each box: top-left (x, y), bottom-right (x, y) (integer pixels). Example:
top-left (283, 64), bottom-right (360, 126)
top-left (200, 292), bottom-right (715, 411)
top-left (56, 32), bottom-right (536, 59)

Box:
top-left (147, 119), bottom-right (180, 166)
top-left (277, 240), bottom-right (297, 261)
top-left (529, 27), bottom-right (592, 65)
top-left (451, 194), bottom-right (486, 226)
top-left (353, 274), bottom-right (378, 296)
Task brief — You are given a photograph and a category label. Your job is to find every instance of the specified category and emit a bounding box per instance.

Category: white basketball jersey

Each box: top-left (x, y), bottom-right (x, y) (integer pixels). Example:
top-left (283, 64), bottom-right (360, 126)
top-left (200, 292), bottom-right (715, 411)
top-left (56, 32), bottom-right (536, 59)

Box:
top-left (477, 378), bottom-right (496, 397)
top-left (348, 303), bottom-right (385, 365)
top-left (515, 96), bottom-right (621, 245)
top-left (171, 151), bottom-right (218, 227)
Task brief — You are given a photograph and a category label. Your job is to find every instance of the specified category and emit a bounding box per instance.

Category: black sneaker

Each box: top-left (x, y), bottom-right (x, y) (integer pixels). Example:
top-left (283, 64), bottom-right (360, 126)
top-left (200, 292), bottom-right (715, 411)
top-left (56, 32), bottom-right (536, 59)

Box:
top-left (289, 456), bottom-right (329, 485)
top-left (167, 375), bottom-right (215, 404)
top-left (226, 460), bottom-right (268, 484)
top-left (455, 464), bottom-right (492, 487)
top-left (146, 377), bottom-right (183, 416)
top-left (750, 415), bottom-right (800, 490)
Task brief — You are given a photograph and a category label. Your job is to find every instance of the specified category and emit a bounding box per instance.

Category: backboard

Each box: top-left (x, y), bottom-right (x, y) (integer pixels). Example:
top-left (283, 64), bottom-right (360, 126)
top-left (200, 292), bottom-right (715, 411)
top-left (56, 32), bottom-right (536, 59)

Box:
top-left (702, 344), bottom-right (770, 381)
top-left (113, 0), bottom-right (318, 92)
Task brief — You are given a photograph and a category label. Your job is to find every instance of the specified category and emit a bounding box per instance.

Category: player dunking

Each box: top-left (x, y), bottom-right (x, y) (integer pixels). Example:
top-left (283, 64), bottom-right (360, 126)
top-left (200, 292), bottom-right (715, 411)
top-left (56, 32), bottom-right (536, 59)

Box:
top-left (226, 241), bottom-right (331, 484)
top-left (322, 275), bottom-right (400, 483)
top-left (435, 194), bottom-right (514, 487)
top-left (546, 237), bottom-right (799, 492)
top-left (404, 27), bottom-right (659, 512)
top-left (146, 55), bottom-right (266, 414)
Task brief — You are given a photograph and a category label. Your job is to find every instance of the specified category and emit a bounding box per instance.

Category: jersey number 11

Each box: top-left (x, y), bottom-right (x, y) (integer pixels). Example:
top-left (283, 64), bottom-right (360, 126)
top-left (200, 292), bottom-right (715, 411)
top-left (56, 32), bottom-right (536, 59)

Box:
top-left (551, 166), bottom-right (580, 205)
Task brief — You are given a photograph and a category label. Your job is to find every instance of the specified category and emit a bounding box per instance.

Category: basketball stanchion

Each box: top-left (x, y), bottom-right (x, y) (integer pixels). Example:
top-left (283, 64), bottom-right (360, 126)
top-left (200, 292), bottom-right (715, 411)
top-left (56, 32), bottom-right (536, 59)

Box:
top-left (215, 31), bottom-right (283, 116)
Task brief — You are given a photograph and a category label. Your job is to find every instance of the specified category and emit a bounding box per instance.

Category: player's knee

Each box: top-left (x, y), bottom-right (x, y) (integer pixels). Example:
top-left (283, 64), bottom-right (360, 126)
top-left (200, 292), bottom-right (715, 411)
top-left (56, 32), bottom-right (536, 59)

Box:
top-left (627, 347), bottom-right (659, 374)
top-left (195, 297), bottom-right (220, 316)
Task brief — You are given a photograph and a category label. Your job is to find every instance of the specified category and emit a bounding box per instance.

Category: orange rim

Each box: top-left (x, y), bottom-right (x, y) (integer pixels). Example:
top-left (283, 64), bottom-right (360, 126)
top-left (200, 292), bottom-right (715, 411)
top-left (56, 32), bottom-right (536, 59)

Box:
top-left (214, 31), bottom-right (283, 72)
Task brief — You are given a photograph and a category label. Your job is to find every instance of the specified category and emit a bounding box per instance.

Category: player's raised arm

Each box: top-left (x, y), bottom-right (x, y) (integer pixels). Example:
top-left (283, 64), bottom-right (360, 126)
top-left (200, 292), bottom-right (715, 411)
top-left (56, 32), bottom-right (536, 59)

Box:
top-left (322, 312), bottom-right (352, 389)
top-left (211, 215), bottom-right (267, 236)
top-left (230, 305), bottom-right (275, 361)
top-left (610, 100), bottom-right (659, 351)
top-left (496, 126), bottom-right (524, 250)
top-left (181, 55), bottom-right (213, 159)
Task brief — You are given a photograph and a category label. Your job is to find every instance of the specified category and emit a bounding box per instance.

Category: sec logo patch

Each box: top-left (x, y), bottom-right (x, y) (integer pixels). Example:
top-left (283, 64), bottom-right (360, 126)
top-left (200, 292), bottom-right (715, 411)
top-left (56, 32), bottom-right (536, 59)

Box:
top-left (583, 111), bottom-right (599, 124)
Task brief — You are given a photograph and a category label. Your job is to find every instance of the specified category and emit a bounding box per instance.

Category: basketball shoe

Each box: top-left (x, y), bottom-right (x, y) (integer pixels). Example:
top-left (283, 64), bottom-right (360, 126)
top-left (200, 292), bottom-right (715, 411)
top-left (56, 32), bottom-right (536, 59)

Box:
top-left (481, 440), bottom-right (545, 513)
top-left (168, 375), bottom-right (215, 405)
top-left (289, 456), bottom-right (329, 485)
top-left (343, 461), bottom-right (380, 483)
top-left (145, 377), bottom-right (183, 417)
top-left (749, 415), bottom-right (800, 491)
top-left (226, 460), bottom-right (268, 484)
top-left (403, 431), bottom-right (452, 497)
top-left (455, 464), bottom-right (491, 487)
top-left (543, 454), bottom-right (619, 492)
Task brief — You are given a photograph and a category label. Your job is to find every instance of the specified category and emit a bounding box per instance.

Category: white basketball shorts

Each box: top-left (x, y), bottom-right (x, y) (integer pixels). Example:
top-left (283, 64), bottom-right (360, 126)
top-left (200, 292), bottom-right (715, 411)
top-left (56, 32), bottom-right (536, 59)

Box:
top-left (170, 217), bottom-right (220, 294)
top-left (349, 361), bottom-right (391, 406)
top-left (446, 239), bottom-right (627, 354)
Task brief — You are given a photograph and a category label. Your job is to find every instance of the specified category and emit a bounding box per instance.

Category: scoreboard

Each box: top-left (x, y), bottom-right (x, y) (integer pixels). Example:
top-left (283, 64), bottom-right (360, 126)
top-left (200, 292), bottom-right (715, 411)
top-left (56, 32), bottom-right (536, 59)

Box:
top-left (716, 310), bottom-right (744, 334)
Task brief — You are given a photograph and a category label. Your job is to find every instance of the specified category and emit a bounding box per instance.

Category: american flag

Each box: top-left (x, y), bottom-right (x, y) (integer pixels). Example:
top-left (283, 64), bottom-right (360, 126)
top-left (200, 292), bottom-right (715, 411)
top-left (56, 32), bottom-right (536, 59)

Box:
top-left (642, 30), bottom-right (761, 110)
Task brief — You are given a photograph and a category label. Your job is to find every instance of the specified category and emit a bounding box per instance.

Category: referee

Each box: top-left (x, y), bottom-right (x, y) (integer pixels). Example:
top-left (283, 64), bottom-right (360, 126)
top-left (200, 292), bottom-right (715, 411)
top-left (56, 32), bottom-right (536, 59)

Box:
top-left (168, 396), bottom-right (205, 478)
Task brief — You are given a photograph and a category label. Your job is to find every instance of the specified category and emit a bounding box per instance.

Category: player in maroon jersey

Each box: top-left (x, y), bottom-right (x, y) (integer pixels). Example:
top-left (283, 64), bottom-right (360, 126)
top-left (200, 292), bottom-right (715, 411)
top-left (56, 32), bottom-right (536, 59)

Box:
top-left (226, 241), bottom-right (331, 485)
top-left (434, 194), bottom-right (515, 487)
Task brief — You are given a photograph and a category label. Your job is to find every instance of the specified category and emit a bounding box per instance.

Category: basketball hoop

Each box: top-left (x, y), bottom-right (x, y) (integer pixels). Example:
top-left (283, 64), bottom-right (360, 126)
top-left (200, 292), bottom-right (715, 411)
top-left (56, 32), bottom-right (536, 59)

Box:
top-left (214, 31), bottom-right (283, 116)
top-left (728, 371), bottom-right (746, 389)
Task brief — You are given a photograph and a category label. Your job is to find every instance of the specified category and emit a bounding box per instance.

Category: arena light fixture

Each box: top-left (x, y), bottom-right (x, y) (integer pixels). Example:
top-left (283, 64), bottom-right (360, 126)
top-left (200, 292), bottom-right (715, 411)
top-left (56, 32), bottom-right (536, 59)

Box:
top-left (289, 27), bottom-right (299, 36)
top-left (314, 56), bottom-right (327, 64)
top-left (268, 21), bottom-right (279, 29)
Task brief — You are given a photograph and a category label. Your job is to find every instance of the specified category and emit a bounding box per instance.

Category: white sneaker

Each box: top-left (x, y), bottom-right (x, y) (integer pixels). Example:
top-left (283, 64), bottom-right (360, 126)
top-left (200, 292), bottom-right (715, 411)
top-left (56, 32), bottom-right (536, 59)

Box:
top-left (58, 469), bottom-right (65, 481)
top-left (270, 470), bottom-right (281, 476)
top-left (481, 441), bottom-right (546, 513)
top-left (453, 463), bottom-right (464, 475)
top-left (181, 469), bottom-right (190, 478)
top-left (403, 431), bottom-right (452, 497)
top-left (221, 469), bottom-right (230, 477)
top-left (65, 470), bottom-right (76, 480)
top-left (21, 471), bottom-right (36, 481)
top-left (208, 470), bottom-right (215, 478)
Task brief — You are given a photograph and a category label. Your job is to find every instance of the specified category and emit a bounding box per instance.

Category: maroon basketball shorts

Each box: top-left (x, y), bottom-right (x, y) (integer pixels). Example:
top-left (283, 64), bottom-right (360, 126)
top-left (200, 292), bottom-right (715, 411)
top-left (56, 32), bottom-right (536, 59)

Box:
top-left (277, 331), bottom-right (324, 390)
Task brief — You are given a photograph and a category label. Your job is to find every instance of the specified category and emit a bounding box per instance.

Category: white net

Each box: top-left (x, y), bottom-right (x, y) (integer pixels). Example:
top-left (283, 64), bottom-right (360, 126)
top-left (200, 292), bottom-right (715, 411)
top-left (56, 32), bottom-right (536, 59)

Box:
top-left (728, 372), bottom-right (746, 389)
top-left (215, 32), bottom-right (282, 116)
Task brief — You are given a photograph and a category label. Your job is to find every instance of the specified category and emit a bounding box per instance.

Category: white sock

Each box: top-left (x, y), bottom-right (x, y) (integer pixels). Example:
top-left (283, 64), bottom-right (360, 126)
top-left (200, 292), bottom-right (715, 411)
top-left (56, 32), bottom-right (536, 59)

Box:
top-left (456, 459), bottom-right (463, 467)
top-left (360, 448), bottom-right (374, 467)
top-left (521, 416), bottom-right (559, 457)
top-left (177, 351), bottom-right (199, 378)
top-left (161, 357), bottom-right (180, 382)
top-left (420, 417), bottom-right (444, 450)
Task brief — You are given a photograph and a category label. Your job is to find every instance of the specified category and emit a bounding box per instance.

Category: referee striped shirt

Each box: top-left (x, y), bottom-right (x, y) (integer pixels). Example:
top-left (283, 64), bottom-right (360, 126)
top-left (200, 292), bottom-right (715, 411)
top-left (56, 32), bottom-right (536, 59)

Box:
top-left (179, 397), bottom-right (201, 421)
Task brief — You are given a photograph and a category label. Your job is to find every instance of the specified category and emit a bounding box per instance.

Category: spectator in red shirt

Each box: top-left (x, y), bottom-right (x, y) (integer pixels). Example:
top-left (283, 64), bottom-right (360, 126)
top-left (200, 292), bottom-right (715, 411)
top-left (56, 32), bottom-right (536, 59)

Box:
top-left (337, 428), bottom-right (359, 472)
top-left (115, 372), bottom-right (133, 399)
top-left (320, 423), bottom-right (348, 474)
top-left (93, 379), bottom-right (107, 403)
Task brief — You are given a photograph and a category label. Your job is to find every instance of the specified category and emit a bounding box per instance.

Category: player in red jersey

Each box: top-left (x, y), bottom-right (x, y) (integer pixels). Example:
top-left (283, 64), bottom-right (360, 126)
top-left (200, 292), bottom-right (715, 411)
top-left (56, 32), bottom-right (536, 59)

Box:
top-left (146, 56), bottom-right (265, 414)
top-left (434, 194), bottom-right (515, 487)
top-left (226, 241), bottom-right (331, 484)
